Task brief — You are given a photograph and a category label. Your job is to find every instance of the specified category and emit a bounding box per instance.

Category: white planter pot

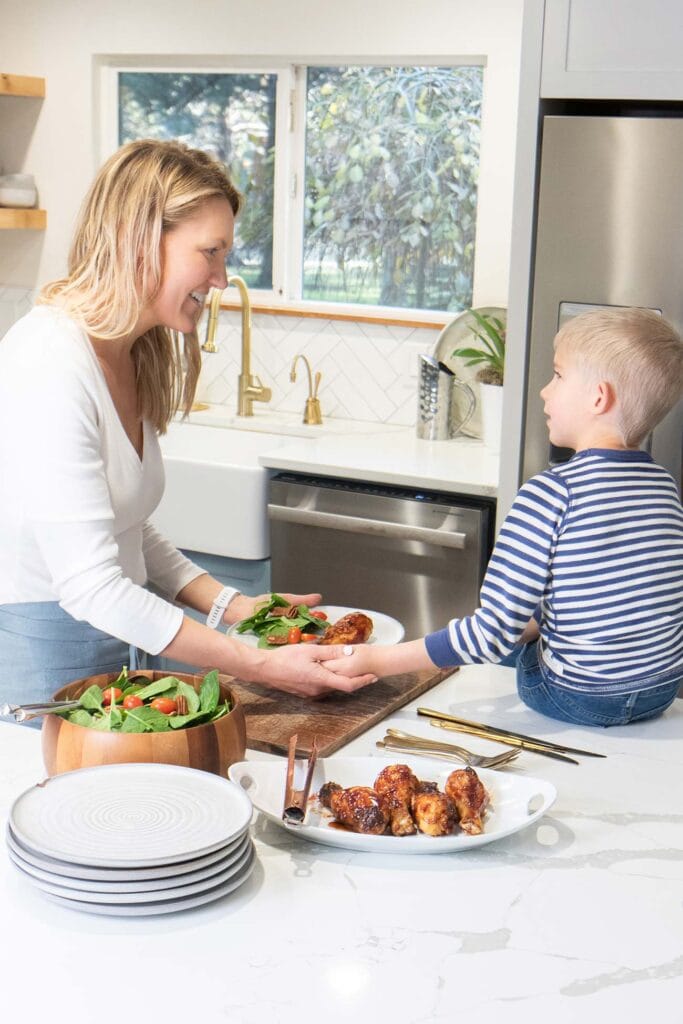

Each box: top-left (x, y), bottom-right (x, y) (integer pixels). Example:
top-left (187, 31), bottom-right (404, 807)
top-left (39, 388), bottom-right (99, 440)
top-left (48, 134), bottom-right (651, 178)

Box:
top-left (478, 382), bottom-right (503, 452)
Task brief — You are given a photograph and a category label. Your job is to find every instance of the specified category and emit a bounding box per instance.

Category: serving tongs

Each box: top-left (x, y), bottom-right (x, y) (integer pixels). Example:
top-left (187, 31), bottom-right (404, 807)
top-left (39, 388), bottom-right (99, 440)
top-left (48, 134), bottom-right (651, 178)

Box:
top-left (282, 733), bottom-right (319, 826)
top-left (0, 699), bottom-right (80, 723)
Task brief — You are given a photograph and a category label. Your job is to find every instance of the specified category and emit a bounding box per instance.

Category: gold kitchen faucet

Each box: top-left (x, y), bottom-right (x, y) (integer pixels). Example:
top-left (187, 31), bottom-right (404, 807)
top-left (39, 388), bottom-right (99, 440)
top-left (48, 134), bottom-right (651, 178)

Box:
top-left (290, 354), bottom-right (322, 425)
top-left (203, 276), bottom-right (272, 417)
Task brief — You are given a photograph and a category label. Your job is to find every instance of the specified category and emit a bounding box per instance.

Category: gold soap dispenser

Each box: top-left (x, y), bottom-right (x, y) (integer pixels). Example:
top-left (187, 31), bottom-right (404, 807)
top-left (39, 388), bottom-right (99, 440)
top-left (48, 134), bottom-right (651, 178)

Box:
top-left (290, 354), bottom-right (322, 425)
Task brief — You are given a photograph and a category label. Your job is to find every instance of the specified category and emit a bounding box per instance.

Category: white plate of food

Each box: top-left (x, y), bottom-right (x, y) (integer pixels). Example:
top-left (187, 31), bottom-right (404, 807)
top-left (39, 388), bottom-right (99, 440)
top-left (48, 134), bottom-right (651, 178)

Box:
top-left (228, 754), bottom-right (556, 855)
top-left (226, 605), bottom-right (405, 648)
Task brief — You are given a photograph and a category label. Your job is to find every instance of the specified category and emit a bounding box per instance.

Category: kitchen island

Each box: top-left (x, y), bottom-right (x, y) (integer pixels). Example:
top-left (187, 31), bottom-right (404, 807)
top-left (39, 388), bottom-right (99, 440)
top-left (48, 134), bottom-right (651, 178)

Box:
top-left (1, 664), bottom-right (681, 1023)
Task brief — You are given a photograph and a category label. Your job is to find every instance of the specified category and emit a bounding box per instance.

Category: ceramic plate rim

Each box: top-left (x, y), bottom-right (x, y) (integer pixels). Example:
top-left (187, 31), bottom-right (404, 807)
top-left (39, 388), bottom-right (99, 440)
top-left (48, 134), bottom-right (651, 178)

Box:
top-left (226, 605), bottom-right (404, 647)
top-left (228, 755), bottom-right (556, 854)
top-left (9, 763), bottom-right (253, 867)
top-left (9, 838), bottom-right (254, 903)
top-left (5, 823), bottom-right (248, 881)
top-left (35, 845), bottom-right (257, 917)
top-left (7, 830), bottom-right (252, 893)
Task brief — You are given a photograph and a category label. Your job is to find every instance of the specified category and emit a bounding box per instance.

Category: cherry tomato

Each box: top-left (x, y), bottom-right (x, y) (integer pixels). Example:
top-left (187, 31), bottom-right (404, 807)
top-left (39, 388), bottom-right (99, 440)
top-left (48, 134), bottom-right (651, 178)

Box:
top-left (122, 694), bottom-right (143, 710)
top-left (287, 626), bottom-right (302, 644)
top-left (150, 697), bottom-right (177, 715)
top-left (311, 610), bottom-right (328, 620)
top-left (101, 687), bottom-right (122, 706)
top-left (301, 632), bottom-right (320, 643)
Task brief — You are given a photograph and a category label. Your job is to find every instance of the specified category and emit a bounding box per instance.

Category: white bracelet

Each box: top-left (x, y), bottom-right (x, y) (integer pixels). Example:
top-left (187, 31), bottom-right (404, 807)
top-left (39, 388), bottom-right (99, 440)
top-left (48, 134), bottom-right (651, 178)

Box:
top-left (206, 586), bottom-right (239, 629)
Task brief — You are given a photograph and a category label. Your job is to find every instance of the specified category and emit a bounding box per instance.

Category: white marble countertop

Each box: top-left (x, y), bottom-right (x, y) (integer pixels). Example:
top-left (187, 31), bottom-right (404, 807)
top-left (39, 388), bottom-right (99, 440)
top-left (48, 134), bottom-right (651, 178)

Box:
top-left (182, 404), bottom-right (499, 497)
top-left (2, 665), bottom-right (681, 1023)
top-left (258, 428), bottom-right (499, 497)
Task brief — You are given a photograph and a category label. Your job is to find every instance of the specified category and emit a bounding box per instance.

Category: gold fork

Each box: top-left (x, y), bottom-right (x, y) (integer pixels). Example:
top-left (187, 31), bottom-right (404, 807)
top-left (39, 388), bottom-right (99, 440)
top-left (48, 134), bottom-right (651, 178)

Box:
top-left (377, 729), bottom-right (520, 769)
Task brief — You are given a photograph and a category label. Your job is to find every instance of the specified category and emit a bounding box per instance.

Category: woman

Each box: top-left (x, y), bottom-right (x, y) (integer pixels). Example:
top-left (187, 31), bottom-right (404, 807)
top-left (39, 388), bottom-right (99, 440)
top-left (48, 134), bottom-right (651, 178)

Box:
top-left (0, 139), bottom-right (376, 713)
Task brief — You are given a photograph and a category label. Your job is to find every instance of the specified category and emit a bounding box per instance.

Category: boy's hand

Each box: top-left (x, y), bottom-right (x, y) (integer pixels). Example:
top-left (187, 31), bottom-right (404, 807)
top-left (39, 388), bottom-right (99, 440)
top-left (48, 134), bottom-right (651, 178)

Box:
top-left (324, 644), bottom-right (380, 678)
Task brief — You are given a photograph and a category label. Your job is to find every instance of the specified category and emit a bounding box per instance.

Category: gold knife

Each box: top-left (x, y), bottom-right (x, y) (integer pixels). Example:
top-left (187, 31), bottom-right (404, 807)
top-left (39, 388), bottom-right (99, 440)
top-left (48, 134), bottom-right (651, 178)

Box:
top-left (428, 719), bottom-right (581, 763)
top-left (417, 707), bottom-right (606, 757)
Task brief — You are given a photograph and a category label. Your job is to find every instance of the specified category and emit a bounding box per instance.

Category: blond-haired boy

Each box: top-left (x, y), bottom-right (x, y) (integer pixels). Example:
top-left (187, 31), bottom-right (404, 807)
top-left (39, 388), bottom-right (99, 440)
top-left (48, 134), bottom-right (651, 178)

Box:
top-left (331, 308), bottom-right (683, 726)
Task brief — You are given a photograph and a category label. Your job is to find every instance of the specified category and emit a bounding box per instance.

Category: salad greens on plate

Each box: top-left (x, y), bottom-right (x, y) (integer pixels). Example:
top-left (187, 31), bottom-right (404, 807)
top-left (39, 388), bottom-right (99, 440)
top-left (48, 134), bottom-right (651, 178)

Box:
top-left (58, 667), bottom-right (230, 733)
top-left (235, 593), bottom-right (329, 648)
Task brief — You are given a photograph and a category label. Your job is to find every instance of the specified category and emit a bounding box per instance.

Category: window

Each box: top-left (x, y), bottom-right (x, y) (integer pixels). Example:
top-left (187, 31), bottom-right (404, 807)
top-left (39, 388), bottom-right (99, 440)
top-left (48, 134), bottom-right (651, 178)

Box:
top-left (119, 72), bottom-right (277, 290)
top-left (114, 62), bottom-right (483, 315)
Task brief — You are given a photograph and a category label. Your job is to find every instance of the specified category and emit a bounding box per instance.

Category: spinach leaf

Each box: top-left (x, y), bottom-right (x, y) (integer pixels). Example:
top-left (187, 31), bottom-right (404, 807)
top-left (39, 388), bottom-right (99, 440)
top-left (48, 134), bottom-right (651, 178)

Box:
top-left (91, 704), bottom-right (123, 731)
top-left (79, 685), bottom-right (104, 711)
top-left (121, 683), bottom-right (145, 698)
top-left (175, 679), bottom-right (200, 714)
top-left (235, 593), bottom-right (290, 633)
top-left (120, 706), bottom-right (171, 733)
top-left (199, 670), bottom-right (220, 714)
top-left (169, 710), bottom-right (212, 729)
top-left (66, 708), bottom-right (97, 728)
top-left (133, 677), bottom-right (178, 701)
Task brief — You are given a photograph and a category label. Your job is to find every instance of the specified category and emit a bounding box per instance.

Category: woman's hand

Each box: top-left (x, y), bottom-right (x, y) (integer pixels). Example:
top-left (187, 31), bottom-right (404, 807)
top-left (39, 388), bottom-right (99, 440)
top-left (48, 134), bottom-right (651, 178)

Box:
top-left (250, 643), bottom-right (377, 698)
top-left (226, 591), bottom-right (323, 626)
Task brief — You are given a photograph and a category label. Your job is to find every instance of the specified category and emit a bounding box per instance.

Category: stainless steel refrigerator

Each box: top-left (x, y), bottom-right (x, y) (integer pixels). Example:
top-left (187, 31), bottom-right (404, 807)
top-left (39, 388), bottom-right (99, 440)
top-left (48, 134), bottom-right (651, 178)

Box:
top-left (523, 114), bottom-right (683, 492)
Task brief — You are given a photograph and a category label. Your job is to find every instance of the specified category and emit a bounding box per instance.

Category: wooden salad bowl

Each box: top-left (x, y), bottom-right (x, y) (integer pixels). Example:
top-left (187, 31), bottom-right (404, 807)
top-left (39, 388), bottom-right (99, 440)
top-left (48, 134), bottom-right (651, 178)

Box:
top-left (41, 670), bottom-right (247, 779)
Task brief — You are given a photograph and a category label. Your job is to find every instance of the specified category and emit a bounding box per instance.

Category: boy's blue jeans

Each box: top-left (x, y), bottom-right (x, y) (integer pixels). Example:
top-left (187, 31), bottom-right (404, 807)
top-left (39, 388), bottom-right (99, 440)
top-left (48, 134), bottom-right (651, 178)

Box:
top-left (502, 640), bottom-right (681, 728)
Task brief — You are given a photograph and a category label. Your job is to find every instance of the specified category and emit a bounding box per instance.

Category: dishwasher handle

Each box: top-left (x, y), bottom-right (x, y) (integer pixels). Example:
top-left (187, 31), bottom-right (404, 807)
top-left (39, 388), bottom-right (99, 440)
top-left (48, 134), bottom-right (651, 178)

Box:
top-left (268, 503), bottom-right (467, 550)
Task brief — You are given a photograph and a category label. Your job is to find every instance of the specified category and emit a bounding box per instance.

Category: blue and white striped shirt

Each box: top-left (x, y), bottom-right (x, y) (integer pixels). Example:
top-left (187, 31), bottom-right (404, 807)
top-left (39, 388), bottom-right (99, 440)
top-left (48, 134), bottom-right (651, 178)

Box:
top-left (426, 449), bottom-right (683, 693)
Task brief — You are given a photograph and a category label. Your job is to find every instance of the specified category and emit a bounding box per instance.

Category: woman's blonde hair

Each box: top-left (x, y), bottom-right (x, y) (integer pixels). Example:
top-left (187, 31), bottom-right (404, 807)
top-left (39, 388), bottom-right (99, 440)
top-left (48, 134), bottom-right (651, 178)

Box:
top-left (39, 139), bottom-right (242, 431)
top-left (555, 307), bottom-right (683, 446)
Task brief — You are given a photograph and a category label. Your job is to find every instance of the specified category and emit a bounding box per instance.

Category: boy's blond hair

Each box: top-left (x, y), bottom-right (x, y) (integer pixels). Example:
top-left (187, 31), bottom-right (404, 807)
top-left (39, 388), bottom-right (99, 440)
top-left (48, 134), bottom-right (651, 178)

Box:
top-left (39, 139), bottom-right (242, 432)
top-left (555, 307), bottom-right (683, 447)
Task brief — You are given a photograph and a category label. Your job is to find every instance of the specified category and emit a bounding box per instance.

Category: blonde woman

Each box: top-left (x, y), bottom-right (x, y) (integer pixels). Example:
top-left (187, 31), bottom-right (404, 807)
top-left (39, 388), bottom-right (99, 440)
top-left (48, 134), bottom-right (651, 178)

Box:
top-left (0, 139), bottom-right (376, 717)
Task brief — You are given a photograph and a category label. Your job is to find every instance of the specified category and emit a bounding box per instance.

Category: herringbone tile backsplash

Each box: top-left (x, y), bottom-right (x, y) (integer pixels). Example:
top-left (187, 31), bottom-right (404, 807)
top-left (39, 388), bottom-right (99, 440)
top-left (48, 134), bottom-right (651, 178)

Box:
top-left (196, 311), bottom-right (440, 425)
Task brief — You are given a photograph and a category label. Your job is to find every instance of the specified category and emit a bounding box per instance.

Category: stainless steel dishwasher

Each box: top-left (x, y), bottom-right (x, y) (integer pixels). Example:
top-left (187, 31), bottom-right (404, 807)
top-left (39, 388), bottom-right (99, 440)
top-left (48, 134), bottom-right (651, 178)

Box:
top-left (268, 473), bottom-right (495, 640)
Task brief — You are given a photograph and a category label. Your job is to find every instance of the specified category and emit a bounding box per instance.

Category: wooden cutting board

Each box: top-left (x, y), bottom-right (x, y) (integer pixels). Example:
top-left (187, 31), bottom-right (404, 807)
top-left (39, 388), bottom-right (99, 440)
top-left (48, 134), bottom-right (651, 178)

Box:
top-left (230, 667), bottom-right (455, 758)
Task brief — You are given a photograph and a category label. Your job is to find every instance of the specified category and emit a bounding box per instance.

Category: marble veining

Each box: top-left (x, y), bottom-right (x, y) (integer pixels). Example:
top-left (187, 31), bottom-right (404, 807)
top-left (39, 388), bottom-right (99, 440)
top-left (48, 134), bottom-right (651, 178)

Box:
top-left (0, 663), bottom-right (681, 1023)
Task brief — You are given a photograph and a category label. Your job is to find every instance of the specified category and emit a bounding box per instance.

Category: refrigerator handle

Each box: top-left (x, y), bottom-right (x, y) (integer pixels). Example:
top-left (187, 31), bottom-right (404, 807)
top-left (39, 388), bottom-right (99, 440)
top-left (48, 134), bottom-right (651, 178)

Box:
top-left (268, 503), bottom-right (467, 550)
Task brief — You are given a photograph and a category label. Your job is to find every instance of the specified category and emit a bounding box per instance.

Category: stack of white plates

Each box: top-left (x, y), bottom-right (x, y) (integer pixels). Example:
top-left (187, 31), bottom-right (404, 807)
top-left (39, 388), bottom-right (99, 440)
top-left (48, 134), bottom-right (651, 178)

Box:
top-left (6, 763), bottom-right (256, 916)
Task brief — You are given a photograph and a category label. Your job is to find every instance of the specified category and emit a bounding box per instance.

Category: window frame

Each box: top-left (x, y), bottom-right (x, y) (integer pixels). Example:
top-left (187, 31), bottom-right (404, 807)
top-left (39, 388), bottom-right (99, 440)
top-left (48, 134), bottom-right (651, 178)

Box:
top-left (99, 57), bottom-right (485, 323)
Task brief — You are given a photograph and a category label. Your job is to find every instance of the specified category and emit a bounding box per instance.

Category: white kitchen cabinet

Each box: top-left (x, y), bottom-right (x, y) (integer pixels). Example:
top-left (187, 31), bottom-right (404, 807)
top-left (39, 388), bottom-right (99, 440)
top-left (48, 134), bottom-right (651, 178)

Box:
top-left (151, 549), bottom-right (270, 674)
top-left (541, 0), bottom-right (683, 99)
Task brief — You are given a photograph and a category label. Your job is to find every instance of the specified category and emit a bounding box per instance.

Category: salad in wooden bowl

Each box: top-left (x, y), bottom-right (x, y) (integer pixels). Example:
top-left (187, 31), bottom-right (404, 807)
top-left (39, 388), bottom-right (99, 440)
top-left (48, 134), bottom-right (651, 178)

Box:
top-left (42, 668), bottom-right (246, 779)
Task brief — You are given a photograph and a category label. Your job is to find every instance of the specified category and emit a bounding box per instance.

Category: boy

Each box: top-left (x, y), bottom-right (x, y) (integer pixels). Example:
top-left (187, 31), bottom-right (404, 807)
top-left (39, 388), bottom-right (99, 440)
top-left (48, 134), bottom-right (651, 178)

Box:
top-left (329, 308), bottom-right (683, 726)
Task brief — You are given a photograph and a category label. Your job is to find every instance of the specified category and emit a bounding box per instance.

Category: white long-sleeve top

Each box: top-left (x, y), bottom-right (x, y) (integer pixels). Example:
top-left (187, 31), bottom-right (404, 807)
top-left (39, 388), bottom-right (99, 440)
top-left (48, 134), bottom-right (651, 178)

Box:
top-left (0, 305), bottom-right (205, 653)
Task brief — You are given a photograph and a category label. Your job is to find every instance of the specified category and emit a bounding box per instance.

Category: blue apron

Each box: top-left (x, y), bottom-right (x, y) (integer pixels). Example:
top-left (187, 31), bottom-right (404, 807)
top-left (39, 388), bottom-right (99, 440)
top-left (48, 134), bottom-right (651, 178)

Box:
top-left (0, 602), bottom-right (143, 728)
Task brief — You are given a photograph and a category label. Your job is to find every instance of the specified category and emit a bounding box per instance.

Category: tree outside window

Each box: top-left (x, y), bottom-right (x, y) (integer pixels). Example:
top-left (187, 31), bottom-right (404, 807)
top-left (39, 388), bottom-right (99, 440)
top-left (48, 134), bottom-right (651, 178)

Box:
top-left (304, 65), bottom-right (482, 312)
top-left (117, 64), bottom-right (482, 313)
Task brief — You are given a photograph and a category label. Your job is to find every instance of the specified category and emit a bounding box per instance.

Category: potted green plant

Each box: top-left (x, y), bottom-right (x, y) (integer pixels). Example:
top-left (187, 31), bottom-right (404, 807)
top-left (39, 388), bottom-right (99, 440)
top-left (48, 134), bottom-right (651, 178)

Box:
top-left (452, 309), bottom-right (506, 450)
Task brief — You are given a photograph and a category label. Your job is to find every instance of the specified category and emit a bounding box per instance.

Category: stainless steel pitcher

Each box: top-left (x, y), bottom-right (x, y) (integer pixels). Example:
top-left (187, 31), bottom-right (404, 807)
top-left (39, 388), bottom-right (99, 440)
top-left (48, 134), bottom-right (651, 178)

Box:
top-left (416, 354), bottom-right (476, 441)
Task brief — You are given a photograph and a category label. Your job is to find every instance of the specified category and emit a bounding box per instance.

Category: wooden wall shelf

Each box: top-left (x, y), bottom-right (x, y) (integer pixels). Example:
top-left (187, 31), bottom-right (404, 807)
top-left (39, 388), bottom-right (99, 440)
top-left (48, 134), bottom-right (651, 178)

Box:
top-left (0, 208), bottom-right (46, 229)
top-left (0, 73), bottom-right (46, 229)
top-left (0, 74), bottom-right (45, 98)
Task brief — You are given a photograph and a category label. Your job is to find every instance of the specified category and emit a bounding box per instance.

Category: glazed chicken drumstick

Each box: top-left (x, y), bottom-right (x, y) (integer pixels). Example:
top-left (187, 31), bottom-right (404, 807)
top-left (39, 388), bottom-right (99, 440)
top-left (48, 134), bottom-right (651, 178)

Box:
top-left (445, 767), bottom-right (489, 836)
top-left (411, 783), bottom-right (457, 837)
top-left (373, 764), bottom-right (419, 836)
top-left (318, 782), bottom-right (390, 835)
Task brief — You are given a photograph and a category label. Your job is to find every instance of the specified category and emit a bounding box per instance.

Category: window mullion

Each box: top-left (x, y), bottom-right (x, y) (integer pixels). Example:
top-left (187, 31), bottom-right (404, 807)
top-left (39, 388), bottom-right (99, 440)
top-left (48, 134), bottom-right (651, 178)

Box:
top-left (284, 66), bottom-right (307, 302)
